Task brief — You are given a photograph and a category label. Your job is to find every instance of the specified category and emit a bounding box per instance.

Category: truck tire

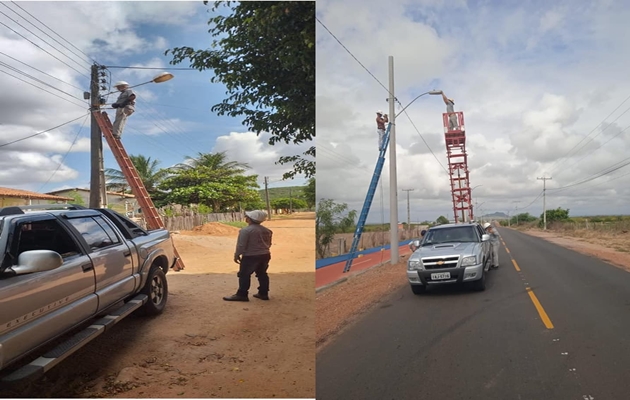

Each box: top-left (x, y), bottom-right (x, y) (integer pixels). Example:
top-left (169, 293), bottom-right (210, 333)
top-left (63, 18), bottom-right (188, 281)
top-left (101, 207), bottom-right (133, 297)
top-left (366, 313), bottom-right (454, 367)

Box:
top-left (473, 271), bottom-right (486, 291)
top-left (137, 266), bottom-right (168, 316)
top-left (411, 285), bottom-right (426, 295)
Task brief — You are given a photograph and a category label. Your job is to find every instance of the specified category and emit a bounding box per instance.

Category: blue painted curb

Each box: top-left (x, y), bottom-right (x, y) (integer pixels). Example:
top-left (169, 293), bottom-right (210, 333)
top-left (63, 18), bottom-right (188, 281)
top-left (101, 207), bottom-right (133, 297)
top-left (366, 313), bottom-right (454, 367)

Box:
top-left (316, 239), bottom-right (413, 269)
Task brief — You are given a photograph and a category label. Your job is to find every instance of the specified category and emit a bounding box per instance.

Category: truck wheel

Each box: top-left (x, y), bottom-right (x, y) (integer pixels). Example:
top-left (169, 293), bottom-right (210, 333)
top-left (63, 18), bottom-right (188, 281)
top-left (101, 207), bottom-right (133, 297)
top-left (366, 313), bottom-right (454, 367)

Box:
top-left (473, 272), bottom-right (486, 291)
top-left (411, 285), bottom-right (426, 295)
top-left (138, 266), bottom-right (168, 316)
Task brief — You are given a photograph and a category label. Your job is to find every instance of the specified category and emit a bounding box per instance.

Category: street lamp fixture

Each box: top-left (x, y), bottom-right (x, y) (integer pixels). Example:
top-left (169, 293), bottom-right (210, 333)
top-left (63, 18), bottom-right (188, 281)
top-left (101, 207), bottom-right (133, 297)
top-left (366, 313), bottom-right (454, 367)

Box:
top-left (392, 90), bottom-right (443, 118)
top-left (102, 72), bottom-right (175, 96)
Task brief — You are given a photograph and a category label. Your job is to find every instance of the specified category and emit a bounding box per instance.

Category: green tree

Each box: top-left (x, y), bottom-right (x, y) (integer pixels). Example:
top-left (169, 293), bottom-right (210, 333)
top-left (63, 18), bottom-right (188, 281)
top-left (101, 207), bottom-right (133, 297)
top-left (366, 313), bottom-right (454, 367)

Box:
top-left (316, 199), bottom-right (357, 259)
top-left (166, 1), bottom-right (315, 180)
top-left (510, 212), bottom-right (537, 225)
top-left (105, 155), bottom-right (168, 195)
top-left (436, 215), bottom-right (450, 225)
top-left (67, 190), bottom-right (85, 206)
top-left (302, 177), bottom-right (315, 208)
top-left (271, 197), bottom-right (307, 214)
top-left (540, 207), bottom-right (570, 227)
top-left (174, 151), bottom-right (249, 175)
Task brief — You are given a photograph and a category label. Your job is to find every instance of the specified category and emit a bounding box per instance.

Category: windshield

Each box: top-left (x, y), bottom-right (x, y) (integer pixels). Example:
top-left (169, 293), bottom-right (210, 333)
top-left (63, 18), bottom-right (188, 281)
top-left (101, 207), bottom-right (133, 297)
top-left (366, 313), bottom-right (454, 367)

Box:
top-left (422, 226), bottom-right (479, 245)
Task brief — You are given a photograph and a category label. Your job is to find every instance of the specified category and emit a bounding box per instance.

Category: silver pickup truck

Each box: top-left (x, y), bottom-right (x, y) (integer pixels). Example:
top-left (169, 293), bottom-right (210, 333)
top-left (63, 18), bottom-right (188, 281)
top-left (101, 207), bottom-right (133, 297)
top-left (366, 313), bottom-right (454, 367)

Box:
top-left (0, 205), bottom-right (177, 384)
top-left (407, 222), bottom-right (491, 293)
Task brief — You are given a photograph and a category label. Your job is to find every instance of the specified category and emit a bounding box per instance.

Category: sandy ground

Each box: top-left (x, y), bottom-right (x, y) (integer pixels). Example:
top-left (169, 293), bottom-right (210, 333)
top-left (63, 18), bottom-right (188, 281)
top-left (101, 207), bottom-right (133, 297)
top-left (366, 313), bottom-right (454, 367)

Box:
top-left (316, 227), bottom-right (630, 352)
top-left (1, 213), bottom-right (315, 399)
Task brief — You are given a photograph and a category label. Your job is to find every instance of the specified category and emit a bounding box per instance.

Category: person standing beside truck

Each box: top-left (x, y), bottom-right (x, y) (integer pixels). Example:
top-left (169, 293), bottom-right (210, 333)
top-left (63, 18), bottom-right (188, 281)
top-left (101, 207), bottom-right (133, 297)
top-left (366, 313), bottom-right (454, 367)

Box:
top-left (223, 210), bottom-right (273, 302)
top-left (484, 222), bottom-right (500, 269)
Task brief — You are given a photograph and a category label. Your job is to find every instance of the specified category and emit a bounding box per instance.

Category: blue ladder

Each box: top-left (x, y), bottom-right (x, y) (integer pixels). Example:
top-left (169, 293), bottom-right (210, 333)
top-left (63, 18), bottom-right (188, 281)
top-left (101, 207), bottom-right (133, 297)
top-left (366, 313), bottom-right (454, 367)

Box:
top-left (343, 123), bottom-right (391, 273)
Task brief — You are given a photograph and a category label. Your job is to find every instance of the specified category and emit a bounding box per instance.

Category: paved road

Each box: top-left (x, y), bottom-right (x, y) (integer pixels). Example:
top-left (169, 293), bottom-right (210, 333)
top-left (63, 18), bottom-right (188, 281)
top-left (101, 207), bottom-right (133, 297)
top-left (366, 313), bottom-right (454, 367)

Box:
top-left (317, 227), bottom-right (630, 399)
top-left (316, 244), bottom-right (412, 289)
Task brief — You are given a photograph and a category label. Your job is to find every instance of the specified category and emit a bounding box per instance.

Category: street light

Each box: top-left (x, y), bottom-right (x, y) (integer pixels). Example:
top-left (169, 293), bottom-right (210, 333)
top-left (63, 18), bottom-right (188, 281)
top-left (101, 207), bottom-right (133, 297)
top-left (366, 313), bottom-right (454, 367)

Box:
top-left (103, 72), bottom-right (175, 96)
top-left (392, 90), bottom-right (443, 118)
top-left (470, 185), bottom-right (482, 222)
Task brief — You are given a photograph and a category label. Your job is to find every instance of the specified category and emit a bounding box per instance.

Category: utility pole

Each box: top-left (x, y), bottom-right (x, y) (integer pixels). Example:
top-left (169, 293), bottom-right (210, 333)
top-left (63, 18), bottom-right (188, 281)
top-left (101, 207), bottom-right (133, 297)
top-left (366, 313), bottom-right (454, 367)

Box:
top-left (512, 201), bottom-right (520, 225)
top-left (402, 189), bottom-right (414, 229)
top-left (264, 177), bottom-right (272, 220)
top-left (388, 56), bottom-right (399, 264)
top-left (89, 64), bottom-right (103, 208)
top-left (537, 176), bottom-right (552, 230)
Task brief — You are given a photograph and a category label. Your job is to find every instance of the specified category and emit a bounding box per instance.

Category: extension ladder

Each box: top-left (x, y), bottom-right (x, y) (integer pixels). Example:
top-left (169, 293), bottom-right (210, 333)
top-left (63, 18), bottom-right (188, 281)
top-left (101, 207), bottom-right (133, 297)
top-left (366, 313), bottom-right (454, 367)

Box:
top-left (92, 111), bottom-right (185, 271)
top-left (343, 123), bottom-right (391, 273)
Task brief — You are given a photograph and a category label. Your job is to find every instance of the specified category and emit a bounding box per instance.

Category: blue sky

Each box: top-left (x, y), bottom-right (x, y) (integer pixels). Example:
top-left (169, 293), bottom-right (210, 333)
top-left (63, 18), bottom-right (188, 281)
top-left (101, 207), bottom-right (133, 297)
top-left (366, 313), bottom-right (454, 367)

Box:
top-left (316, 0), bottom-right (630, 223)
top-left (0, 1), bottom-right (308, 197)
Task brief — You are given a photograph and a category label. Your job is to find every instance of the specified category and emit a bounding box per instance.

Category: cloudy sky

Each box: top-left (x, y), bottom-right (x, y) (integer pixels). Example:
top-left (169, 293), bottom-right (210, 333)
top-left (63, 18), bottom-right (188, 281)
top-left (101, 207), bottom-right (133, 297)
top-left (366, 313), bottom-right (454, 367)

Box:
top-left (316, 0), bottom-right (630, 223)
top-left (0, 1), bottom-right (309, 197)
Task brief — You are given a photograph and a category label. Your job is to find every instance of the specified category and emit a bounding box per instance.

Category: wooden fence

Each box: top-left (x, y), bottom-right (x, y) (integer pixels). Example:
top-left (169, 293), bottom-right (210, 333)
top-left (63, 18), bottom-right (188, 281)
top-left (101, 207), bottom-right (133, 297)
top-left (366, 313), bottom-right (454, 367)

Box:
top-left (322, 226), bottom-right (428, 258)
top-left (131, 210), bottom-right (245, 231)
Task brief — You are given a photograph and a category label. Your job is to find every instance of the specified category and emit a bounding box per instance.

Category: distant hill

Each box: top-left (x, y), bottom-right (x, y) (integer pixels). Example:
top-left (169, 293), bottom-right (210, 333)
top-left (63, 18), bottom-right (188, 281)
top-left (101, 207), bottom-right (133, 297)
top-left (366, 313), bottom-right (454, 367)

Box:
top-left (258, 186), bottom-right (304, 201)
top-left (481, 212), bottom-right (509, 219)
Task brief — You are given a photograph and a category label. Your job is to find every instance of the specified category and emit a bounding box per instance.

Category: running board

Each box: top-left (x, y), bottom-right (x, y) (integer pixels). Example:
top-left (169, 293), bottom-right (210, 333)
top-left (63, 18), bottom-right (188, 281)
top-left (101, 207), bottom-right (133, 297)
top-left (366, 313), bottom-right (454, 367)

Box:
top-left (1, 294), bottom-right (148, 383)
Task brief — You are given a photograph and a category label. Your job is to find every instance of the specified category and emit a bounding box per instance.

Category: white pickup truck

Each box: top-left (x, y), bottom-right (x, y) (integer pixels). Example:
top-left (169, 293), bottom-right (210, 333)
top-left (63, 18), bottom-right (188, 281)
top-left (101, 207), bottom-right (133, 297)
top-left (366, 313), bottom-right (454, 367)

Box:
top-left (0, 205), bottom-right (177, 384)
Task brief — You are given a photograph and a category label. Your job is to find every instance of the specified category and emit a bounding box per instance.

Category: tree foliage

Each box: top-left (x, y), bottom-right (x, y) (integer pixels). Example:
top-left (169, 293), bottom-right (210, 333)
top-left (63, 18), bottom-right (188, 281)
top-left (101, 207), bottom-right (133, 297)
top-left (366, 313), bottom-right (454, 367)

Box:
top-left (540, 207), bottom-right (570, 227)
top-left (302, 178), bottom-right (315, 208)
top-left (271, 197), bottom-right (307, 214)
top-left (105, 155), bottom-right (168, 195)
top-left (166, 1), bottom-right (315, 180)
top-left (316, 199), bottom-right (357, 259)
top-left (510, 212), bottom-right (537, 225)
top-left (436, 215), bottom-right (450, 225)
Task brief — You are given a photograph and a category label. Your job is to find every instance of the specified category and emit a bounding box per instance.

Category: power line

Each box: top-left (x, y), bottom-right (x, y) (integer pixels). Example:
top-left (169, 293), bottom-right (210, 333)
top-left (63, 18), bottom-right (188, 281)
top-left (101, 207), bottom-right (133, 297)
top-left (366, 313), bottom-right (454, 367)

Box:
top-left (316, 16), bottom-right (391, 97)
top-left (37, 114), bottom-right (89, 192)
top-left (0, 60), bottom-right (83, 101)
top-left (0, 51), bottom-right (84, 90)
top-left (0, 11), bottom-right (89, 76)
top-left (514, 190), bottom-right (544, 211)
top-left (0, 113), bottom-right (89, 148)
top-left (9, 1), bottom-right (98, 64)
top-left (547, 93), bottom-right (630, 176)
top-left (400, 109), bottom-right (449, 174)
top-left (1, 2), bottom-right (93, 66)
top-left (105, 66), bottom-right (196, 70)
top-left (550, 155), bottom-right (630, 193)
top-left (0, 67), bottom-right (86, 108)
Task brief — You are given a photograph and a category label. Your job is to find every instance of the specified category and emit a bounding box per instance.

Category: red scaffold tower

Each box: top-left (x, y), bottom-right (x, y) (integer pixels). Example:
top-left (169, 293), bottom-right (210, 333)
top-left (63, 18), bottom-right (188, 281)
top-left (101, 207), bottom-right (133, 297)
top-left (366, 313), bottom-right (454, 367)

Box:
top-left (442, 111), bottom-right (474, 223)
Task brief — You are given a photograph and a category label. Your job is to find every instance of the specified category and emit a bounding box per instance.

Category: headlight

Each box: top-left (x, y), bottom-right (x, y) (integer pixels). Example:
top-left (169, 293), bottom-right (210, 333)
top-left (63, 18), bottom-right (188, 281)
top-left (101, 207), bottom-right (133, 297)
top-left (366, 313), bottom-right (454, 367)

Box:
top-left (461, 256), bottom-right (476, 267)
top-left (408, 260), bottom-right (423, 270)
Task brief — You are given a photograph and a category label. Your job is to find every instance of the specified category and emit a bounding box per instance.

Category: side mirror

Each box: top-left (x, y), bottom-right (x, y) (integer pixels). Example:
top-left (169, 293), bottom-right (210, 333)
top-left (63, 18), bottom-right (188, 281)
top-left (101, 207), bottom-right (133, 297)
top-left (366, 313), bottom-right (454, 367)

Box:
top-left (413, 240), bottom-right (421, 247)
top-left (482, 234), bottom-right (490, 242)
top-left (13, 250), bottom-right (63, 275)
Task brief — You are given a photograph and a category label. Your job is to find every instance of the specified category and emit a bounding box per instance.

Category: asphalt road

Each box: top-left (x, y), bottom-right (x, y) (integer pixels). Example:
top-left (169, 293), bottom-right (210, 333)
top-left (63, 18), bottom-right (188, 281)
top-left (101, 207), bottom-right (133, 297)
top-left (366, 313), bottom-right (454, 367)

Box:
top-left (317, 227), bottom-right (630, 400)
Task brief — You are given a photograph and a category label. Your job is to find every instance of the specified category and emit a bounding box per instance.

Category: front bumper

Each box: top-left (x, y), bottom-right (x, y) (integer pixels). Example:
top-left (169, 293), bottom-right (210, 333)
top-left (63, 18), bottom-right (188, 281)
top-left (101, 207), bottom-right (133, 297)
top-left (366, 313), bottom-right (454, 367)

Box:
top-left (407, 263), bottom-right (484, 286)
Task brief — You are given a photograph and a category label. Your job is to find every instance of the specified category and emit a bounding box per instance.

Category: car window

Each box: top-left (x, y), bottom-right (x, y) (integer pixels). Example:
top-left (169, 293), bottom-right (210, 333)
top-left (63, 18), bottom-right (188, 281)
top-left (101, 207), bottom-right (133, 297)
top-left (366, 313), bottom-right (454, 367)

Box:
top-left (13, 218), bottom-right (82, 263)
top-left (66, 217), bottom-right (121, 251)
top-left (422, 226), bottom-right (478, 245)
top-left (92, 216), bottom-right (122, 245)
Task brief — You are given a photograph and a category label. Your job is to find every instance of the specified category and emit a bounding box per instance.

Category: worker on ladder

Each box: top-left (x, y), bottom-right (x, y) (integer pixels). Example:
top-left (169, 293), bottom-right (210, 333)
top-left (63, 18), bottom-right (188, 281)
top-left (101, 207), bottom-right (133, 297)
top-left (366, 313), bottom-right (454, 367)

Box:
top-left (440, 91), bottom-right (458, 131)
top-left (111, 81), bottom-right (136, 139)
top-left (376, 110), bottom-right (388, 150)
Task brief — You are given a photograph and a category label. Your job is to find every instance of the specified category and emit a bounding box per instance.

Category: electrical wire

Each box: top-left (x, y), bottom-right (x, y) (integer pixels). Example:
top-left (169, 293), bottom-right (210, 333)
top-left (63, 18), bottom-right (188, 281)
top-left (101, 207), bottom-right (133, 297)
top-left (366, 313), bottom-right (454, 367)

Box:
top-left (105, 66), bottom-right (196, 70)
top-left (513, 190), bottom-right (544, 211)
top-left (0, 67), bottom-right (86, 108)
top-left (9, 1), bottom-right (98, 64)
top-left (1, 3), bottom-right (93, 66)
top-left (0, 14), bottom-right (89, 77)
top-left (0, 113), bottom-right (89, 148)
top-left (0, 61), bottom-right (84, 101)
top-left (400, 109), bottom-right (449, 174)
top-left (0, 51), bottom-right (84, 90)
top-left (550, 155), bottom-right (630, 193)
top-left (37, 114), bottom-right (89, 192)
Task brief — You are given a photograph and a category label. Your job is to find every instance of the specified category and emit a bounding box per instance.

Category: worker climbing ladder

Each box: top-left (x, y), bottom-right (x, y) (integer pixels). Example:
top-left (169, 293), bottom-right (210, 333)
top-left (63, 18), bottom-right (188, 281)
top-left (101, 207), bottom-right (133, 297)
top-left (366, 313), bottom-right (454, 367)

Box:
top-left (343, 123), bottom-right (391, 273)
top-left (92, 111), bottom-right (186, 271)
top-left (442, 111), bottom-right (474, 223)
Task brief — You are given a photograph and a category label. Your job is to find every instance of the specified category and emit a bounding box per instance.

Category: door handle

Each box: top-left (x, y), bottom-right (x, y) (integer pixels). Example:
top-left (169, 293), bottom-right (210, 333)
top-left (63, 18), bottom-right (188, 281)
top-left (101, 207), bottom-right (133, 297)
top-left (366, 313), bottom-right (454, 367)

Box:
top-left (81, 263), bottom-right (94, 272)
top-left (123, 251), bottom-right (131, 257)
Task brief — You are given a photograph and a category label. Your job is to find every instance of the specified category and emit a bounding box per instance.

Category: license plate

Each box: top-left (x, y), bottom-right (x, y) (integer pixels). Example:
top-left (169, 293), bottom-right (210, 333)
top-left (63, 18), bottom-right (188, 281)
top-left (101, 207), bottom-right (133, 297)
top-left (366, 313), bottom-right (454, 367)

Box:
top-left (431, 272), bottom-right (451, 280)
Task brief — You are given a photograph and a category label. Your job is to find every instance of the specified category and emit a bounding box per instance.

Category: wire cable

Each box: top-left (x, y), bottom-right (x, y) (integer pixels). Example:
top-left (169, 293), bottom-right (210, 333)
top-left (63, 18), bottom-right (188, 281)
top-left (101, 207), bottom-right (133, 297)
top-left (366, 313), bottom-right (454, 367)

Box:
top-left (0, 67), bottom-right (86, 108)
top-left (105, 66), bottom-right (196, 70)
top-left (1, 2), bottom-right (93, 66)
top-left (0, 51), bottom-right (84, 90)
top-left (0, 113), bottom-right (89, 148)
top-left (9, 1), bottom-right (98, 64)
top-left (37, 114), bottom-right (89, 192)
top-left (400, 109), bottom-right (449, 174)
top-left (0, 61), bottom-right (84, 101)
top-left (550, 155), bottom-right (630, 193)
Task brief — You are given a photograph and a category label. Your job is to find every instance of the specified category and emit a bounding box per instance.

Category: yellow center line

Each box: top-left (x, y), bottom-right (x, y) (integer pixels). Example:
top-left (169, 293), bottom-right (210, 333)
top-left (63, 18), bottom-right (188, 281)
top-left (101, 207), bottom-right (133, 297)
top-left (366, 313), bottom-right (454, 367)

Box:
top-left (505, 247), bottom-right (510, 254)
top-left (511, 259), bottom-right (521, 271)
top-left (526, 287), bottom-right (554, 329)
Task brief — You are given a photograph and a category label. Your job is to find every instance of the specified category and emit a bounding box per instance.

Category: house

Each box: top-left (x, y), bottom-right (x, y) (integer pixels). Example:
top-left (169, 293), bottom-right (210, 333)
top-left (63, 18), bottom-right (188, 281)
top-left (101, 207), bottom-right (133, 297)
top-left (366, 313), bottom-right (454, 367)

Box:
top-left (0, 187), bottom-right (72, 207)
top-left (46, 188), bottom-right (138, 213)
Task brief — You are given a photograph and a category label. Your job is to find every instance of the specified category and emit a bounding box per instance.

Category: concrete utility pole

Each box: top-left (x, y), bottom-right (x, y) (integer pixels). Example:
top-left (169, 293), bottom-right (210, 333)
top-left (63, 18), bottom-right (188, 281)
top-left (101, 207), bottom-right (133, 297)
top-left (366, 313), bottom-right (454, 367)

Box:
top-left (388, 56), bottom-right (399, 264)
top-left (264, 177), bottom-right (272, 220)
top-left (89, 64), bottom-right (103, 208)
top-left (402, 189), bottom-right (414, 228)
top-left (538, 176), bottom-right (552, 230)
top-left (513, 200), bottom-right (520, 225)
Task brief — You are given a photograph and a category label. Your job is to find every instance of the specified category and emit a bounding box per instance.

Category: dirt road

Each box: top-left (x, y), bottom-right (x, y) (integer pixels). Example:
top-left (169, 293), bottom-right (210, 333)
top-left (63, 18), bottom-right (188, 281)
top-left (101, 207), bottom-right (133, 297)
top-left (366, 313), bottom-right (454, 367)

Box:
top-left (1, 213), bottom-right (314, 398)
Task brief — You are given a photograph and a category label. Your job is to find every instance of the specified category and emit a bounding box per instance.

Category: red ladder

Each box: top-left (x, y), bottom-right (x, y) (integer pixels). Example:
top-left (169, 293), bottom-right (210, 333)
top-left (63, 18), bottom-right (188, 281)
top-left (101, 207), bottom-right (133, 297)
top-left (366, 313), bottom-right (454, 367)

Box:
top-left (93, 111), bottom-right (185, 271)
top-left (442, 111), bottom-right (474, 223)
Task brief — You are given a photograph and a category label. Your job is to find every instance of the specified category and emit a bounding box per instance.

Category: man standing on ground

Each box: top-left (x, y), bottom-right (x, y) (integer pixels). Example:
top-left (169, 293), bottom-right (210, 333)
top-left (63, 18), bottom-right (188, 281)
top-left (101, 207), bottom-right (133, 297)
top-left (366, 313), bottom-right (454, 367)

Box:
top-left (484, 222), bottom-right (500, 269)
top-left (111, 81), bottom-right (136, 139)
top-left (376, 110), bottom-right (389, 150)
top-left (440, 92), bottom-right (458, 131)
top-left (224, 210), bottom-right (273, 302)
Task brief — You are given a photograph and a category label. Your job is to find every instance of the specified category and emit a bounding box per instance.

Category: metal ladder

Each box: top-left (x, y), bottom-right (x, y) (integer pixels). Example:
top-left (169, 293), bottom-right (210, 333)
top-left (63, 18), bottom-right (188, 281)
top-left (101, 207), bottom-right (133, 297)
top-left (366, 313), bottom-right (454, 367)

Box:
top-left (92, 111), bottom-right (185, 271)
top-left (343, 123), bottom-right (391, 273)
